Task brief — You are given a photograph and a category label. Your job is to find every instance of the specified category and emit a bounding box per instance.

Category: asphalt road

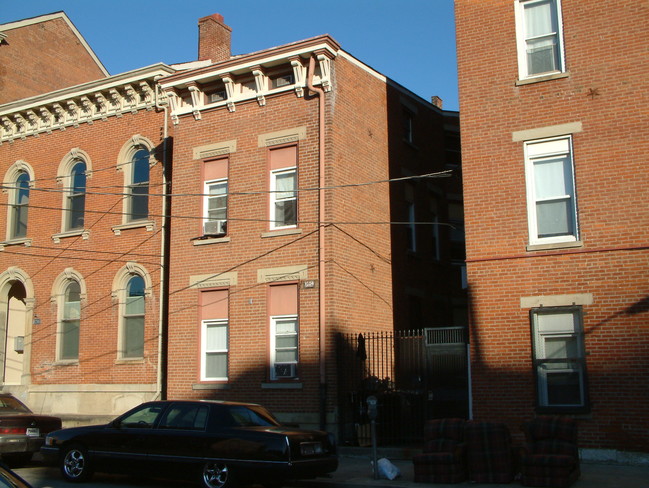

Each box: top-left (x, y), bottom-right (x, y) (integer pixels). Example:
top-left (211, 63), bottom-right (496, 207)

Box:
top-left (14, 463), bottom-right (197, 488)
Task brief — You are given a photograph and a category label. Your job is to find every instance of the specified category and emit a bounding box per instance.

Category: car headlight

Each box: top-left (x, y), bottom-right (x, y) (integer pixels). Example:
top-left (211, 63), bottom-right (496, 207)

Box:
top-left (44, 436), bottom-right (55, 446)
top-left (300, 442), bottom-right (323, 456)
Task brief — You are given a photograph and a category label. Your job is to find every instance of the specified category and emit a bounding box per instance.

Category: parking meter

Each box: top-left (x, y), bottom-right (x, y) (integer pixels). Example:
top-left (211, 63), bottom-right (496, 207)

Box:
top-left (366, 396), bottom-right (378, 420)
top-left (366, 396), bottom-right (379, 478)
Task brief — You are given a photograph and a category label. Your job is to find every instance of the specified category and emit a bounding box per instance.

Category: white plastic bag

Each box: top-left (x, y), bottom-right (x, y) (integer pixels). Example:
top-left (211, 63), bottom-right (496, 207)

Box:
top-left (377, 457), bottom-right (401, 480)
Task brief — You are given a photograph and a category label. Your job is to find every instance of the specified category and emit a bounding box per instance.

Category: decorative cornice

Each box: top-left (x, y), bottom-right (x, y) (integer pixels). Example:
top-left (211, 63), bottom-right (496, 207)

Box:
top-left (0, 65), bottom-right (174, 143)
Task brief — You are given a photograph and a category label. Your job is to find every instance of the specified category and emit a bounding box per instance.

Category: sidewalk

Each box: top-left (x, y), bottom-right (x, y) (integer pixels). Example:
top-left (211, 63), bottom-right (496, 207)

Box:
top-left (287, 448), bottom-right (649, 488)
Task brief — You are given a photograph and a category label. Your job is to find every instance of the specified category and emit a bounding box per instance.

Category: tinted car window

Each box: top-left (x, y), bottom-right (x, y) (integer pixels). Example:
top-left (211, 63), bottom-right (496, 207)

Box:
top-left (118, 404), bottom-right (164, 429)
top-left (159, 404), bottom-right (208, 431)
top-left (227, 405), bottom-right (279, 427)
top-left (0, 397), bottom-right (30, 414)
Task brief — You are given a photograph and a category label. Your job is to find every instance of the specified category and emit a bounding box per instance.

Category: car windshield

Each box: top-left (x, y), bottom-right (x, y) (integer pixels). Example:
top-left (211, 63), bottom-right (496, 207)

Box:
top-left (0, 396), bottom-right (30, 414)
top-left (227, 405), bottom-right (280, 427)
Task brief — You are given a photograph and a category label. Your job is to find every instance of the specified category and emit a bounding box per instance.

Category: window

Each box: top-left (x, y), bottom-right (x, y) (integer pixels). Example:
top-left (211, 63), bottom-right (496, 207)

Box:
top-left (159, 403), bottom-right (209, 431)
top-left (269, 146), bottom-right (298, 230)
top-left (531, 307), bottom-right (588, 411)
top-left (118, 403), bottom-right (164, 429)
top-left (202, 320), bottom-right (228, 380)
top-left (271, 315), bottom-right (298, 380)
top-left (515, 0), bottom-right (565, 78)
top-left (524, 136), bottom-right (578, 245)
top-left (200, 289), bottom-right (228, 381)
top-left (127, 148), bottom-right (149, 222)
top-left (269, 283), bottom-right (299, 380)
top-left (202, 158), bottom-right (228, 236)
top-left (403, 108), bottom-right (414, 144)
top-left (66, 161), bottom-right (86, 231)
top-left (204, 180), bottom-right (228, 236)
top-left (11, 171), bottom-right (29, 240)
top-left (123, 276), bottom-right (145, 359)
top-left (407, 202), bottom-right (416, 252)
top-left (60, 281), bottom-right (81, 360)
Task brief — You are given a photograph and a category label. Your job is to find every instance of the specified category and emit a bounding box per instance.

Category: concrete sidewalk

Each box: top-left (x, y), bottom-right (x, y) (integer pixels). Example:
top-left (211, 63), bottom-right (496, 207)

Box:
top-left (287, 448), bottom-right (649, 488)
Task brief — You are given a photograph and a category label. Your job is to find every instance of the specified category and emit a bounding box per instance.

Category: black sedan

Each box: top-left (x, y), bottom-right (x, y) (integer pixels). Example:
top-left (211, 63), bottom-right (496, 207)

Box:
top-left (0, 394), bottom-right (61, 465)
top-left (41, 400), bottom-right (337, 488)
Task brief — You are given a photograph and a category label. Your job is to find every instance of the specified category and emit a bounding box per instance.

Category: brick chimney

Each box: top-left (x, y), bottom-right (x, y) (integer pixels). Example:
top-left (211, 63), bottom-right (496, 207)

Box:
top-left (198, 14), bottom-right (232, 63)
top-left (431, 96), bottom-right (443, 109)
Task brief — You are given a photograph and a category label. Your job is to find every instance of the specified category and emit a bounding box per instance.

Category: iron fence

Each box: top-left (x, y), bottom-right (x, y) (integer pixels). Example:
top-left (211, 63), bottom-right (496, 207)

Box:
top-left (336, 328), bottom-right (468, 447)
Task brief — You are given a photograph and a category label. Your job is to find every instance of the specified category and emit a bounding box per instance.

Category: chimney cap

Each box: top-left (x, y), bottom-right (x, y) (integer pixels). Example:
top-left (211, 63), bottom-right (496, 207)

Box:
top-left (199, 13), bottom-right (229, 27)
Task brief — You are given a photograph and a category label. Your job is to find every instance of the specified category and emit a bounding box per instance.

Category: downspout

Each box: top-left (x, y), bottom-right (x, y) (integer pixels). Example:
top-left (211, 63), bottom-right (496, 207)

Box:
top-left (154, 77), bottom-right (170, 401)
top-left (307, 55), bottom-right (327, 430)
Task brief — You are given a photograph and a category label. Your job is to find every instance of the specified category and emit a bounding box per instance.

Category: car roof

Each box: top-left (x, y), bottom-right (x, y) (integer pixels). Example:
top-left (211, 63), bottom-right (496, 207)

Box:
top-left (147, 399), bottom-right (264, 408)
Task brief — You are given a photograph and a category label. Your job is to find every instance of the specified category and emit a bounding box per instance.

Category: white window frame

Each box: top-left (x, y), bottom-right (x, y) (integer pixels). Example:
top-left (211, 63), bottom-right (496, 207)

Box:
top-left (532, 307), bottom-right (588, 410)
top-left (201, 319), bottom-right (229, 381)
top-left (270, 167), bottom-right (297, 230)
top-left (515, 0), bottom-right (566, 80)
top-left (203, 178), bottom-right (228, 236)
top-left (270, 314), bottom-right (298, 380)
top-left (524, 135), bottom-right (578, 246)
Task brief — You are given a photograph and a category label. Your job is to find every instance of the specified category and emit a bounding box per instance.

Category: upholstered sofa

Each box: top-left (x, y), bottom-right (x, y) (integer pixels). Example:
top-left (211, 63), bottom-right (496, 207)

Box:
top-left (465, 420), bottom-right (516, 483)
top-left (412, 418), bottom-right (467, 483)
top-left (519, 416), bottom-right (580, 487)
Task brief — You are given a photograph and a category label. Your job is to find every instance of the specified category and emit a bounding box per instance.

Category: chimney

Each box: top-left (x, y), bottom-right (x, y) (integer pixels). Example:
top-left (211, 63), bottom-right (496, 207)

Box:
top-left (198, 14), bottom-right (232, 63)
top-left (431, 96), bottom-right (443, 109)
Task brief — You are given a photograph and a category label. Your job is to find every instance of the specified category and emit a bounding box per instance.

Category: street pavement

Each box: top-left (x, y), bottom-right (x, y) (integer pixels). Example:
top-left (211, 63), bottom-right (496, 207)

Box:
top-left (14, 448), bottom-right (649, 488)
top-left (285, 448), bottom-right (649, 488)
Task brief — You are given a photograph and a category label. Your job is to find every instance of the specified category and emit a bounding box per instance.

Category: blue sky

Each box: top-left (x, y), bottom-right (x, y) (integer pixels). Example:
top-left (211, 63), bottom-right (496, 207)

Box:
top-left (0, 1), bottom-right (458, 111)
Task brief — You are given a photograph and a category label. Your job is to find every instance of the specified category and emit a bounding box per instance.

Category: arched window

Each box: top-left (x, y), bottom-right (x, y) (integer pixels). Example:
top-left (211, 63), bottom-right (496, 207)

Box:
top-left (60, 281), bottom-right (81, 360)
top-left (123, 275), bottom-right (145, 358)
top-left (128, 148), bottom-right (149, 222)
top-left (67, 161), bottom-right (87, 231)
top-left (11, 171), bottom-right (30, 239)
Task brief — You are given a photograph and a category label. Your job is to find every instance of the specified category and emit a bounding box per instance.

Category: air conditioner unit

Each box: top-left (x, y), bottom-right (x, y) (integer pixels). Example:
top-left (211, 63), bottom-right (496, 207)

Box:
top-left (274, 363), bottom-right (296, 379)
top-left (203, 220), bottom-right (226, 236)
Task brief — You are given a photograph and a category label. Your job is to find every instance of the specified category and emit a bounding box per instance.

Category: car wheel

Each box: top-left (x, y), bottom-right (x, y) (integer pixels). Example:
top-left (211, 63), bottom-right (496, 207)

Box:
top-left (61, 444), bottom-right (93, 482)
top-left (200, 461), bottom-right (235, 488)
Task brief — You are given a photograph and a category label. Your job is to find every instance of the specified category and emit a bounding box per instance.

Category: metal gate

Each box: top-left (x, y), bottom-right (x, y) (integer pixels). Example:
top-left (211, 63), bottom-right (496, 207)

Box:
top-left (336, 328), bottom-right (469, 446)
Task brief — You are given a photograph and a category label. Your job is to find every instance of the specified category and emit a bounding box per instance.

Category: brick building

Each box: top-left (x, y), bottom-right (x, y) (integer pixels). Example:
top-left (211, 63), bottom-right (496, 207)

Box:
top-left (160, 14), bottom-right (463, 430)
top-left (0, 13), bottom-right (175, 418)
top-left (0, 12), bottom-right (107, 104)
top-left (0, 11), bottom-right (463, 434)
top-left (455, 0), bottom-right (649, 457)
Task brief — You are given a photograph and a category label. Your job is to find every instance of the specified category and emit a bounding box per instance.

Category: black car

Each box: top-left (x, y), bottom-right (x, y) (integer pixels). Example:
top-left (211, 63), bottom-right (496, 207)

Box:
top-left (41, 400), bottom-right (337, 488)
top-left (0, 394), bottom-right (62, 465)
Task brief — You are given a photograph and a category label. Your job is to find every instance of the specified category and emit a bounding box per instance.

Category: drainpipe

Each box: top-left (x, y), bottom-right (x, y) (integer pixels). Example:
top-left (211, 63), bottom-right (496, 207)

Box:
top-left (307, 55), bottom-right (327, 430)
top-left (154, 77), bottom-right (170, 401)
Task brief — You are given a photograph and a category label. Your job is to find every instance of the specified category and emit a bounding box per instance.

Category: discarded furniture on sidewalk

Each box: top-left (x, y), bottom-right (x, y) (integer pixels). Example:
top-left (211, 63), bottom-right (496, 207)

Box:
top-left (465, 420), bottom-right (516, 483)
top-left (519, 416), bottom-right (580, 487)
top-left (412, 418), bottom-right (467, 483)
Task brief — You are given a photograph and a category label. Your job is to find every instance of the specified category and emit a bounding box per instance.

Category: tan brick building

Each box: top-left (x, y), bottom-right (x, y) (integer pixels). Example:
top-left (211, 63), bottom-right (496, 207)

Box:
top-left (0, 12), bottom-right (107, 104)
top-left (455, 0), bottom-right (649, 457)
top-left (160, 15), bottom-right (463, 430)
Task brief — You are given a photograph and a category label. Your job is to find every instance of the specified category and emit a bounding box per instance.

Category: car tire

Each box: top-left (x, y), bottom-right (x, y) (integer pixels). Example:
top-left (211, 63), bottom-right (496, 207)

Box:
top-left (200, 461), bottom-right (235, 488)
top-left (60, 444), bottom-right (93, 482)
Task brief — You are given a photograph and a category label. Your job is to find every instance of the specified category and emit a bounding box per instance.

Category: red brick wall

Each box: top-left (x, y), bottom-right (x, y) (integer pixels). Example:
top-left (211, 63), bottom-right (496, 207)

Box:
top-left (456, 0), bottom-right (649, 451)
top-left (0, 16), bottom-right (106, 104)
top-left (0, 108), bottom-right (166, 387)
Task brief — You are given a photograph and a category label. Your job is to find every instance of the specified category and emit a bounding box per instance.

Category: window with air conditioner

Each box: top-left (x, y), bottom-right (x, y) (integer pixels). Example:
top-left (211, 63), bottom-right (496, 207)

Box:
top-left (270, 315), bottom-right (298, 380)
top-left (203, 179), bottom-right (227, 236)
